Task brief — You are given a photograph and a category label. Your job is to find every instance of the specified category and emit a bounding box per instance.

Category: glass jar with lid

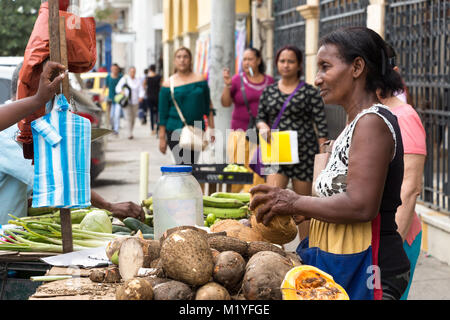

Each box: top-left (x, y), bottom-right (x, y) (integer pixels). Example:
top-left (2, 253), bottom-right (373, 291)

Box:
top-left (152, 165), bottom-right (204, 240)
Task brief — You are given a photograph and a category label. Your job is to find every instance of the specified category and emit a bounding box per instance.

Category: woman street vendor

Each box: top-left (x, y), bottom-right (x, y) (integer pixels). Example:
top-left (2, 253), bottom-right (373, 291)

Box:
top-left (249, 27), bottom-right (410, 300)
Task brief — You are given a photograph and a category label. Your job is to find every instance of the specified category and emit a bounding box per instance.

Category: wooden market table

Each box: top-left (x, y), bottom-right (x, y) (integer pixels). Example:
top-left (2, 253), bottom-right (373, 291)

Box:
top-left (29, 266), bottom-right (118, 300)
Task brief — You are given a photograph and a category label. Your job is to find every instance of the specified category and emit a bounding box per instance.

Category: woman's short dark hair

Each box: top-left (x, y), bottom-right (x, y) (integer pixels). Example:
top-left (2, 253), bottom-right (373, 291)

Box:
top-left (275, 45), bottom-right (303, 78)
top-left (244, 47), bottom-right (266, 74)
top-left (319, 26), bottom-right (404, 98)
top-left (149, 64), bottom-right (156, 72)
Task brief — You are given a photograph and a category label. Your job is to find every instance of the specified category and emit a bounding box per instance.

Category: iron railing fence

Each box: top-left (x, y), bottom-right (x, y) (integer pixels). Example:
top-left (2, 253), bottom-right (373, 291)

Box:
top-left (385, 0), bottom-right (449, 213)
top-left (318, 0), bottom-right (370, 38)
top-left (317, 0), bottom-right (371, 139)
top-left (273, 0), bottom-right (307, 77)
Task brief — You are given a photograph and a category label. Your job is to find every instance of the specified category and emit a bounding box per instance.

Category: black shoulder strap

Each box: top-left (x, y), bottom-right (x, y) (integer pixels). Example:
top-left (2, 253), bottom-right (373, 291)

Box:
top-left (240, 73), bottom-right (252, 118)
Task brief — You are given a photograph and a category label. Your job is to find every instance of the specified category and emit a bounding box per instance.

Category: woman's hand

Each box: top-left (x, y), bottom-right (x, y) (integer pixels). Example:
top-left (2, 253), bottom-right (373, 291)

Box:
top-left (159, 138), bottom-right (167, 154)
top-left (257, 122), bottom-right (271, 144)
top-left (249, 184), bottom-right (301, 226)
top-left (208, 128), bottom-right (216, 143)
top-left (223, 68), bottom-right (232, 87)
top-left (110, 201), bottom-right (146, 221)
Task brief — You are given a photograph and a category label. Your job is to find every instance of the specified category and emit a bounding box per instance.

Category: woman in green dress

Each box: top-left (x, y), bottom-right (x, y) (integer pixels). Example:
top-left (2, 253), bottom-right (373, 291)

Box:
top-left (158, 47), bottom-right (215, 164)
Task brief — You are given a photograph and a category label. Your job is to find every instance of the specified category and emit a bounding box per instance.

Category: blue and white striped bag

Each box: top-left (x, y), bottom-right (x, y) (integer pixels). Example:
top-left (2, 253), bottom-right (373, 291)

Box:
top-left (31, 94), bottom-right (91, 208)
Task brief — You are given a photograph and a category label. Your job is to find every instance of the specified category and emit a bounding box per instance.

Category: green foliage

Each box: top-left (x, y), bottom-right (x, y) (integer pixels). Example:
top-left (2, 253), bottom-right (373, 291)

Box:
top-left (94, 7), bottom-right (114, 23)
top-left (0, 0), bottom-right (42, 56)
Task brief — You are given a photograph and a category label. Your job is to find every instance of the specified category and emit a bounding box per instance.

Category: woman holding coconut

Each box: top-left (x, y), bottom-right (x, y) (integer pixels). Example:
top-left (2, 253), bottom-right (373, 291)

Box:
top-left (250, 27), bottom-right (410, 300)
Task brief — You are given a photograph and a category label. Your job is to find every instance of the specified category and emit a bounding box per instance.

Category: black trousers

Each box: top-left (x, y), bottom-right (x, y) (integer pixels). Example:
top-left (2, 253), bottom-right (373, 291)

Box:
top-left (148, 102), bottom-right (158, 131)
top-left (381, 270), bottom-right (410, 300)
top-left (166, 130), bottom-right (200, 165)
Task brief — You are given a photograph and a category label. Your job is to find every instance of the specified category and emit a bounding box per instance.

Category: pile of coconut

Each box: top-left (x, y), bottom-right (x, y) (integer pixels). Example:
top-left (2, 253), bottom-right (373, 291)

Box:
top-left (93, 216), bottom-right (302, 300)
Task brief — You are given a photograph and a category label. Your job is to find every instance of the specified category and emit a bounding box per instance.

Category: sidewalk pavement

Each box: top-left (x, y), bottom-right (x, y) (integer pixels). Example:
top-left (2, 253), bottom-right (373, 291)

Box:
top-left (92, 119), bottom-right (450, 300)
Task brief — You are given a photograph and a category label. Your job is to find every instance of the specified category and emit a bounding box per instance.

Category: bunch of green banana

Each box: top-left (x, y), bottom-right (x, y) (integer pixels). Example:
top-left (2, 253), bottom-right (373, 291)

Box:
top-left (203, 193), bottom-right (251, 227)
top-left (141, 197), bottom-right (154, 227)
top-left (223, 164), bottom-right (250, 173)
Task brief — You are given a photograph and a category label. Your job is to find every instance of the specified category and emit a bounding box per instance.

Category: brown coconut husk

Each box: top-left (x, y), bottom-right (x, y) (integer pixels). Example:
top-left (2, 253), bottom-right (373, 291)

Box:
top-left (250, 214), bottom-right (297, 245)
top-left (210, 219), bottom-right (266, 242)
top-left (250, 192), bottom-right (298, 245)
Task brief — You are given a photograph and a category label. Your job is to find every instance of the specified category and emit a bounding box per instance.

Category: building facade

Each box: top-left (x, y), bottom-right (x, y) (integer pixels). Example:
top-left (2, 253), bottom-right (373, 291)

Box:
top-left (80, 0), bottom-right (164, 74)
top-left (162, 0), bottom-right (252, 80)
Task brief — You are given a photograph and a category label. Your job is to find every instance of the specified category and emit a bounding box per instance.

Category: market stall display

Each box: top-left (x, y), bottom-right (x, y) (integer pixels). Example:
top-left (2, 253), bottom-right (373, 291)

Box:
top-left (26, 190), bottom-right (350, 300)
top-left (0, 209), bottom-right (120, 253)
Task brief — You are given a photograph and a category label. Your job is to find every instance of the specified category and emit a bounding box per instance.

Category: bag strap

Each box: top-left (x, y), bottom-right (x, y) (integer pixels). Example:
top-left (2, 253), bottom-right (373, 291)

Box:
top-left (239, 73), bottom-right (253, 119)
top-left (272, 80), bottom-right (305, 129)
top-left (169, 76), bottom-right (188, 126)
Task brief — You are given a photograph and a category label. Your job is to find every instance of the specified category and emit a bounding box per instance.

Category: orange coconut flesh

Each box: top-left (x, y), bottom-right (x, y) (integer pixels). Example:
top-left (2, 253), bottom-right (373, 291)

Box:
top-left (281, 267), bottom-right (349, 300)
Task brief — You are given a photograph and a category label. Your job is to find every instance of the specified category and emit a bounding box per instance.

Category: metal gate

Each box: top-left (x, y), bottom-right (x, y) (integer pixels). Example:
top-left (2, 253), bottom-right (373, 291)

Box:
top-left (273, 0), bottom-right (307, 63)
top-left (272, 0), bottom-right (346, 139)
top-left (318, 0), bottom-right (370, 139)
top-left (319, 0), bottom-right (370, 37)
top-left (385, 0), bottom-right (449, 213)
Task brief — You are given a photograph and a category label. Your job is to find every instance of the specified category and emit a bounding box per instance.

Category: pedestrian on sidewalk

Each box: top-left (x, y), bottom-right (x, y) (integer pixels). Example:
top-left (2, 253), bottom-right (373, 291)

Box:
top-left (146, 64), bottom-right (162, 135)
top-left (103, 63), bottom-right (122, 135)
top-left (378, 44), bottom-right (427, 300)
top-left (250, 27), bottom-right (410, 300)
top-left (256, 45), bottom-right (328, 196)
top-left (221, 47), bottom-right (274, 192)
top-left (158, 47), bottom-right (214, 165)
top-left (138, 68), bottom-right (149, 125)
top-left (115, 66), bottom-right (145, 139)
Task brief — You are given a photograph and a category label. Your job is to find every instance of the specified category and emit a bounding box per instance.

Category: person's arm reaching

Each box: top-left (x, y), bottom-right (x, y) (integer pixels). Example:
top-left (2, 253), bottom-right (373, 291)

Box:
top-left (0, 62), bottom-right (66, 131)
top-left (90, 190), bottom-right (145, 221)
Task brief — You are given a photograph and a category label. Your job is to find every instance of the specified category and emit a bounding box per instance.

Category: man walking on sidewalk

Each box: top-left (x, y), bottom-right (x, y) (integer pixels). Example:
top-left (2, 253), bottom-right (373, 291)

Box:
top-left (115, 66), bottom-right (145, 139)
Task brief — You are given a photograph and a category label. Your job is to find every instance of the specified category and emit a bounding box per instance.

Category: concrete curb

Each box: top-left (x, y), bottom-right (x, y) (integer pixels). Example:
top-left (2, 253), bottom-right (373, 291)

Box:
top-left (416, 203), bottom-right (450, 266)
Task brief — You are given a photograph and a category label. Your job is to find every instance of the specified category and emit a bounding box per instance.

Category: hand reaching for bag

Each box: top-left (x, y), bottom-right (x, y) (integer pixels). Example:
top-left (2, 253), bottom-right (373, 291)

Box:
top-left (36, 61), bottom-right (67, 104)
